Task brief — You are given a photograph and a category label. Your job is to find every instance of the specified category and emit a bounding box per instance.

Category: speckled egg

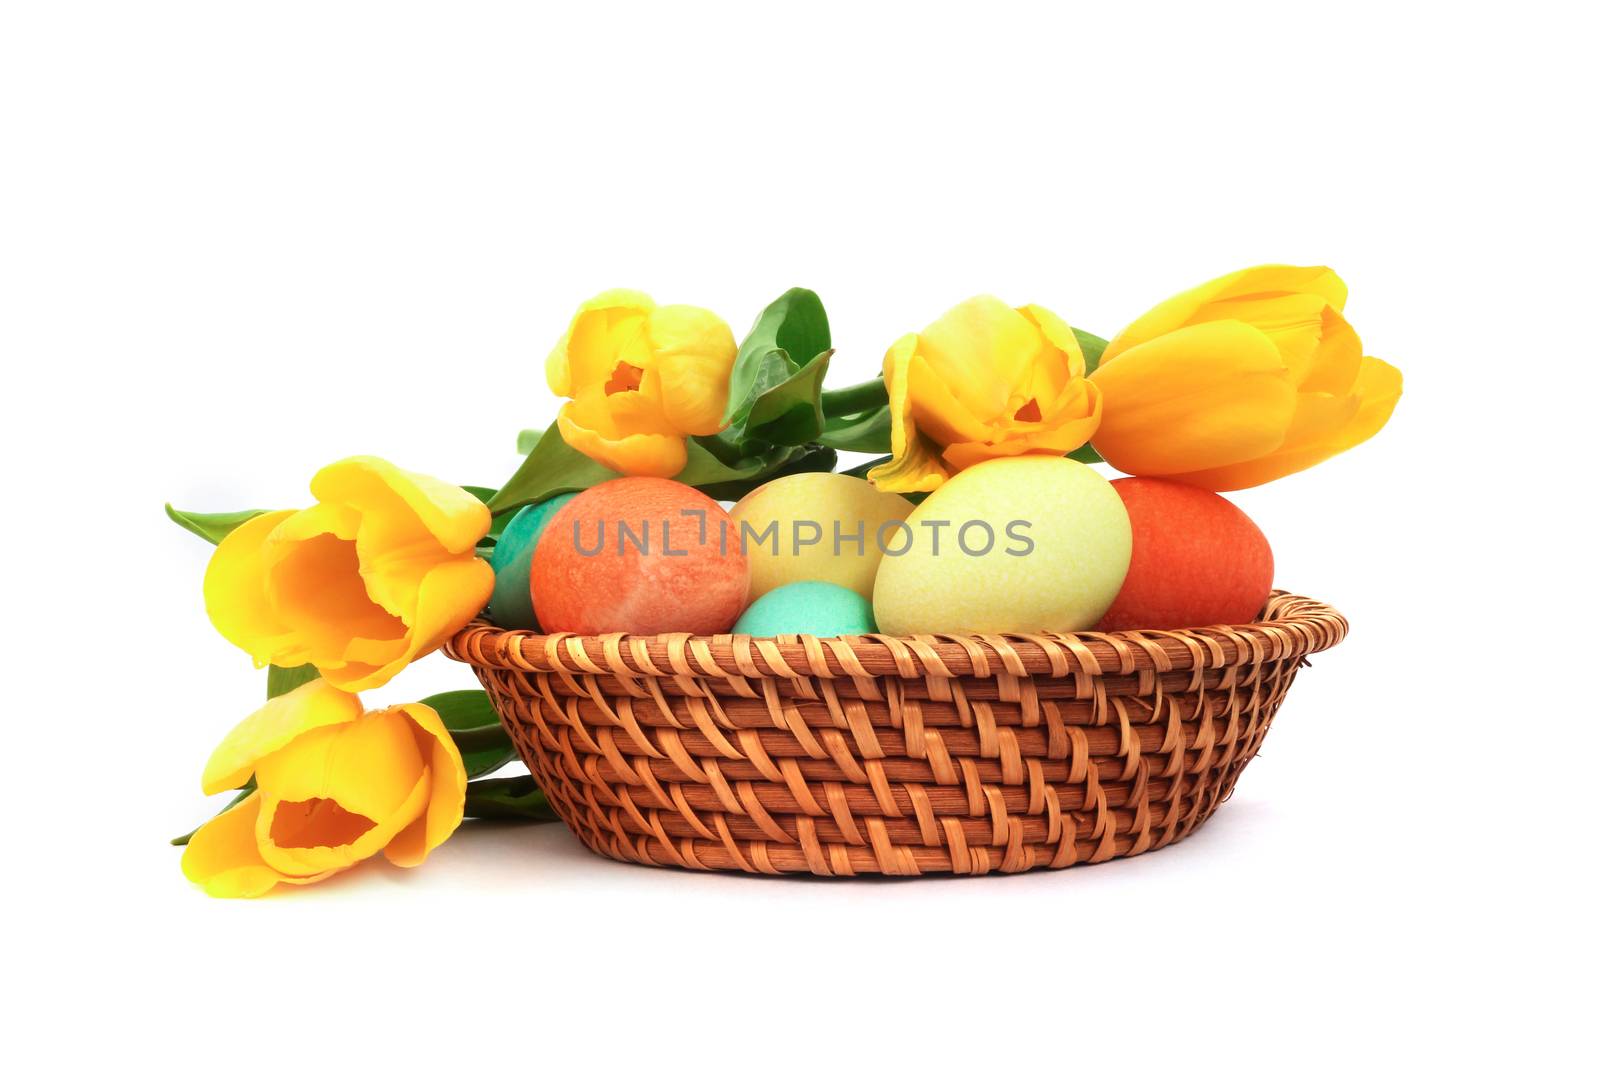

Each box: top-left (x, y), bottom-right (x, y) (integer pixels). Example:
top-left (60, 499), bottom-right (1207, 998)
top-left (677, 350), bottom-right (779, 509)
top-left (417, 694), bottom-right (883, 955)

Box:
top-left (489, 493), bottom-right (578, 631)
top-left (732, 580), bottom-right (877, 638)
top-left (729, 472), bottom-right (915, 602)
top-left (531, 478), bottom-right (748, 635)
top-left (872, 457), bottom-right (1132, 635)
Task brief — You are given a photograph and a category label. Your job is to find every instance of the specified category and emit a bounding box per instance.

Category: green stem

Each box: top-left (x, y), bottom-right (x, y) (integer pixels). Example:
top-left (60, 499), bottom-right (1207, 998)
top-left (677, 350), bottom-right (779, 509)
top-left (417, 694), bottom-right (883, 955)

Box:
top-left (820, 378), bottom-right (887, 417)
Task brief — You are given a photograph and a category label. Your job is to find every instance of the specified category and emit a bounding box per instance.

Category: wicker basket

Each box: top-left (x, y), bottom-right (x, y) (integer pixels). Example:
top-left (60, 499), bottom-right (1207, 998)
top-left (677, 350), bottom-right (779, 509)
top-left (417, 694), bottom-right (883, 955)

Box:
top-left (445, 591), bottom-right (1346, 876)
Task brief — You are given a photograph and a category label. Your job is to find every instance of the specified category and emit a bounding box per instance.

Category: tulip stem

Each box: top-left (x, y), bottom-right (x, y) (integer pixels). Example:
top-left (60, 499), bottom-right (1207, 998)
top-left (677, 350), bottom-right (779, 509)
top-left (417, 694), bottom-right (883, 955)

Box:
top-left (820, 378), bottom-right (888, 417)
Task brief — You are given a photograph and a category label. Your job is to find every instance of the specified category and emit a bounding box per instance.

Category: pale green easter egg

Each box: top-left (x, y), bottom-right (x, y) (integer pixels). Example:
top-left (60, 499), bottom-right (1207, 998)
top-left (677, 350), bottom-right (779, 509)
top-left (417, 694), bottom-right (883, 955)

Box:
top-left (872, 457), bottom-right (1132, 635)
top-left (729, 472), bottom-right (915, 603)
top-left (732, 580), bottom-right (877, 638)
top-left (489, 492), bottom-right (578, 630)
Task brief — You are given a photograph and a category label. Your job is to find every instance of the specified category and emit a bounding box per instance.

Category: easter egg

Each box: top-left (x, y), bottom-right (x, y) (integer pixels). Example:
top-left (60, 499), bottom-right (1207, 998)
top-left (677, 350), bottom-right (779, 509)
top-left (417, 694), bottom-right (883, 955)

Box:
top-left (872, 457), bottom-right (1131, 635)
top-left (1096, 477), bottom-right (1273, 631)
top-left (530, 478), bottom-right (748, 635)
top-left (732, 581), bottom-right (877, 638)
top-left (488, 492), bottom-right (578, 631)
top-left (729, 472), bottom-right (915, 602)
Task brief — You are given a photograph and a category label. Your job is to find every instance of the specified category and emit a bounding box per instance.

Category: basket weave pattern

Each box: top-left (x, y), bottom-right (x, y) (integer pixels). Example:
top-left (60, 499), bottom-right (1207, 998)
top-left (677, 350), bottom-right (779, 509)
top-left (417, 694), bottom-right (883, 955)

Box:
top-left (447, 591), bottom-right (1346, 876)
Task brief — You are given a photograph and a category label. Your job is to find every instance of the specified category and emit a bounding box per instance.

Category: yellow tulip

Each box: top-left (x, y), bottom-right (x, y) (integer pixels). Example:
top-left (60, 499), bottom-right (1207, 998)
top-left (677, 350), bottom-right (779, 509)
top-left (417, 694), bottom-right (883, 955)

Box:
top-left (181, 680), bottom-right (467, 898)
top-left (545, 289), bottom-right (738, 477)
top-left (204, 456), bottom-right (494, 692)
top-left (1090, 265), bottom-right (1403, 490)
top-left (868, 296), bottom-right (1102, 493)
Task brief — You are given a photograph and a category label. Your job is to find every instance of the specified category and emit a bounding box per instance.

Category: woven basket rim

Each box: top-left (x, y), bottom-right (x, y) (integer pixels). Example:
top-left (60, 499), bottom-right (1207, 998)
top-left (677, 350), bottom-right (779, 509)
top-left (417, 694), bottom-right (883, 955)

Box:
top-left (444, 589), bottom-right (1346, 680)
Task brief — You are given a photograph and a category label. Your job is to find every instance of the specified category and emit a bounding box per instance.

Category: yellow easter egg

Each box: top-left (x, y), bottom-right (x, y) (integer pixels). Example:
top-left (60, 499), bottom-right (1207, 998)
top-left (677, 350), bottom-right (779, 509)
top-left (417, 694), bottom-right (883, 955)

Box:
top-left (730, 472), bottom-right (916, 602)
top-left (872, 457), bottom-right (1132, 635)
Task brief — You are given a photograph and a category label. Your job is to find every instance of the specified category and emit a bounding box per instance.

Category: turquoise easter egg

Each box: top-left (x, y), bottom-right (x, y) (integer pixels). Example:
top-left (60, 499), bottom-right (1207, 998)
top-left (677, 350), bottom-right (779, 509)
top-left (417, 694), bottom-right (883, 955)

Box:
top-left (732, 581), bottom-right (876, 638)
top-left (489, 493), bottom-right (577, 630)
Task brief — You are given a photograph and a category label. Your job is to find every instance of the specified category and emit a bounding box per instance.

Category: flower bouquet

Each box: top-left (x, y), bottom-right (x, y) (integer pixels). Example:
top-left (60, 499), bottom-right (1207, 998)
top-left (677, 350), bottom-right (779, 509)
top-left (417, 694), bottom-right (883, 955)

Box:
top-left (171, 266), bottom-right (1400, 894)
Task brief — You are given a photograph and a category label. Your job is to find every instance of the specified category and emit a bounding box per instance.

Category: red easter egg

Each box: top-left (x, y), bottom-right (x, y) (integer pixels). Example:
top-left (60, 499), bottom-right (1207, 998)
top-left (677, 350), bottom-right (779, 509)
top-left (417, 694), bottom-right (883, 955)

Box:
top-left (1096, 477), bottom-right (1273, 631)
top-left (531, 478), bottom-right (748, 635)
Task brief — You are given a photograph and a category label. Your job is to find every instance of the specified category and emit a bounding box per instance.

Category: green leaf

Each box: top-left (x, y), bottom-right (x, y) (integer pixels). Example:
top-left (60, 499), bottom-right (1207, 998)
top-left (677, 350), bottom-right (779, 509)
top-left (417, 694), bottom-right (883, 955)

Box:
top-left (818, 405), bottom-right (892, 453)
top-left (1073, 327), bottom-right (1109, 376)
top-left (164, 504), bottom-right (269, 545)
top-left (171, 779), bottom-right (256, 846)
top-left (1067, 441), bottom-right (1105, 464)
top-left (744, 349), bottom-right (834, 446)
top-left (690, 441), bottom-right (838, 501)
top-left (267, 663), bottom-right (320, 698)
top-left (677, 437), bottom-right (768, 484)
top-left (419, 689), bottom-right (516, 779)
top-left (419, 688), bottom-right (499, 731)
top-left (487, 420), bottom-right (619, 515)
top-left (722, 288), bottom-right (831, 425)
top-left (463, 775), bottom-right (558, 821)
top-left (515, 428), bottom-right (543, 456)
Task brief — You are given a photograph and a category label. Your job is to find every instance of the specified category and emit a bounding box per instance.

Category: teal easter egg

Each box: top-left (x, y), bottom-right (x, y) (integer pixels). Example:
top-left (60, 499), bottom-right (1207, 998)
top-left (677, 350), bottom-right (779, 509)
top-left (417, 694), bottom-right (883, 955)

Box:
top-left (732, 581), bottom-right (876, 638)
top-left (489, 493), bottom-right (578, 630)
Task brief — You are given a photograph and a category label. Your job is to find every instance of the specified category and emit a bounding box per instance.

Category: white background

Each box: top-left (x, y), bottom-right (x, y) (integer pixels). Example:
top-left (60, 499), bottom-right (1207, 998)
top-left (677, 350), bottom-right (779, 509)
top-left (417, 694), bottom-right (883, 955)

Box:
top-left (4, 2), bottom-right (1596, 1063)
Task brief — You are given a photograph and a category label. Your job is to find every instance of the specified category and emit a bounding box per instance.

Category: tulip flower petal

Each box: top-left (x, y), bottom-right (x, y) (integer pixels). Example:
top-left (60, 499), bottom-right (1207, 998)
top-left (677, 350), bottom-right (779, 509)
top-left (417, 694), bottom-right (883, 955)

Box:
top-left (1103, 264), bottom-right (1348, 361)
top-left (254, 711), bottom-right (432, 877)
top-left (566, 312), bottom-right (653, 397)
top-left (1189, 291), bottom-right (1329, 384)
top-left (867, 440), bottom-right (947, 494)
top-left (180, 793), bottom-right (333, 898)
top-left (205, 457), bottom-right (493, 692)
top-left (556, 400), bottom-right (687, 478)
top-left (546, 291), bottom-right (738, 476)
top-left (313, 456), bottom-right (491, 557)
top-left (939, 436), bottom-right (1037, 468)
top-left (384, 702), bottom-right (469, 868)
top-left (1091, 321), bottom-right (1297, 476)
top-left (1177, 357), bottom-right (1403, 490)
top-left (306, 457), bottom-right (489, 630)
top-left (1018, 304), bottom-right (1086, 378)
top-left (1300, 306), bottom-right (1363, 396)
top-left (940, 380), bottom-right (1102, 470)
top-left (871, 298), bottom-right (1102, 489)
top-left (547, 289), bottom-right (656, 397)
top-left (868, 333), bottom-right (951, 493)
top-left (255, 776), bottom-right (430, 880)
top-left (1011, 308), bottom-right (1089, 424)
top-left (649, 305), bottom-right (738, 436)
top-left (916, 296), bottom-right (1042, 421)
top-left (907, 352), bottom-right (1003, 448)
top-left (263, 525), bottom-right (407, 667)
top-left (260, 711), bottom-right (426, 819)
top-left (204, 510), bottom-right (301, 666)
top-left (201, 679), bottom-right (365, 795)
top-left (318, 557), bottom-right (494, 692)
top-left (592, 382), bottom-right (675, 439)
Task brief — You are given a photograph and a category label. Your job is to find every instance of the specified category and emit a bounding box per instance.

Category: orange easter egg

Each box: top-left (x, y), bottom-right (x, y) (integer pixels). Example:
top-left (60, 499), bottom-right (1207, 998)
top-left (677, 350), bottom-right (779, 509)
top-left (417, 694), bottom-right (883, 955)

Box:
top-left (1096, 477), bottom-right (1273, 631)
top-left (531, 478), bottom-right (748, 635)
